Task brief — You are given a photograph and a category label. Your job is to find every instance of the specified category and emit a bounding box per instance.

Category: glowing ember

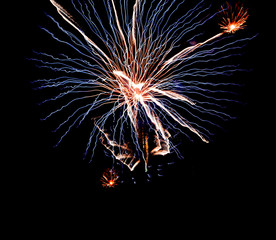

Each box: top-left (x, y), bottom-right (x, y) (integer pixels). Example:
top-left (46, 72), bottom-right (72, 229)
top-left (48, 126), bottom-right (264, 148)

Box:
top-left (101, 168), bottom-right (119, 188)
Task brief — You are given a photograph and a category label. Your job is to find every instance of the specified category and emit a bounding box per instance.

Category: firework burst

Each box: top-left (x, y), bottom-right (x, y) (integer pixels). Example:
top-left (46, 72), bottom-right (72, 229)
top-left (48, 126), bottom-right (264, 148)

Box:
top-left (101, 168), bottom-right (119, 188)
top-left (219, 2), bottom-right (249, 34)
top-left (32, 0), bottom-right (254, 180)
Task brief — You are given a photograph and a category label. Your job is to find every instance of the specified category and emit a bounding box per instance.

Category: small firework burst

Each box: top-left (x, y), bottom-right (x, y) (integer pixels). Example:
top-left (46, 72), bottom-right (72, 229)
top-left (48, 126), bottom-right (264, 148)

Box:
top-left (219, 2), bottom-right (249, 34)
top-left (101, 168), bottom-right (119, 188)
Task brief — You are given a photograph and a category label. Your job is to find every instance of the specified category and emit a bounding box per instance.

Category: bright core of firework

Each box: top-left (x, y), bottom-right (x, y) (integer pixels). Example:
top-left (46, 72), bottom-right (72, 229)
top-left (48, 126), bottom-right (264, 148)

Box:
top-left (35, 0), bottom-right (252, 174)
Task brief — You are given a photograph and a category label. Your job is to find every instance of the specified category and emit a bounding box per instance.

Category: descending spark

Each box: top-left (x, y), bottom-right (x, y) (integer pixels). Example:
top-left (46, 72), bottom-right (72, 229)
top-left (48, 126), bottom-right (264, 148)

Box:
top-left (98, 126), bottom-right (140, 171)
top-left (33, 0), bottom-right (253, 174)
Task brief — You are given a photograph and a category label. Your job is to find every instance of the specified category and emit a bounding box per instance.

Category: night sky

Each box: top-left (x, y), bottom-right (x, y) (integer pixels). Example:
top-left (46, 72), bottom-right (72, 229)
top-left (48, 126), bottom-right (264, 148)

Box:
top-left (17, 0), bottom-right (266, 202)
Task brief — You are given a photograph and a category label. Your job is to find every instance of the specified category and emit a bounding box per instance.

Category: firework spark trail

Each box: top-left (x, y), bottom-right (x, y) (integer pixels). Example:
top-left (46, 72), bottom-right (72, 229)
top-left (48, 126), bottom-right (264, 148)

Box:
top-left (33, 0), bottom-right (254, 172)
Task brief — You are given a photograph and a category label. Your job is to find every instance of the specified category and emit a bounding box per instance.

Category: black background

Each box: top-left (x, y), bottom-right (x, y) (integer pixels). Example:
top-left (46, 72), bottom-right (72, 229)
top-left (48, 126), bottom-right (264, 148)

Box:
top-left (16, 0), bottom-right (268, 210)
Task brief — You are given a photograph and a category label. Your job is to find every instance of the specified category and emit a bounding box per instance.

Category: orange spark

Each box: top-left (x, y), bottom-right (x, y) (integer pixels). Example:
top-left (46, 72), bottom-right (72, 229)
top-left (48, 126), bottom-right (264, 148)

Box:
top-left (101, 168), bottom-right (119, 188)
top-left (219, 2), bottom-right (249, 34)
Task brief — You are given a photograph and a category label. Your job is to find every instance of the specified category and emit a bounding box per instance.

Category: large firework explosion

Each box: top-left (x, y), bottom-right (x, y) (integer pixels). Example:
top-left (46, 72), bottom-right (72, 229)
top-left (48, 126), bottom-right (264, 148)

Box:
top-left (32, 0), bottom-right (254, 187)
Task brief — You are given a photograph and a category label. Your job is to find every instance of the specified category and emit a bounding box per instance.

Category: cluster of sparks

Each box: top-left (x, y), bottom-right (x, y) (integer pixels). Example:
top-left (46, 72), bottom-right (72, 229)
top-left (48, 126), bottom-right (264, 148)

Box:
top-left (33, 0), bottom-right (252, 185)
top-left (219, 2), bottom-right (249, 34)
top-left (101, 168), bottom-right (119, 188)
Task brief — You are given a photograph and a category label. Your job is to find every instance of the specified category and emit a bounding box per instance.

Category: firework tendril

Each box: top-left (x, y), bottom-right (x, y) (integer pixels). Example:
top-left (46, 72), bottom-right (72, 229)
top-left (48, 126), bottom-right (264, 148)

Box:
top-left (33, 0), bottom-right (254, 174)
